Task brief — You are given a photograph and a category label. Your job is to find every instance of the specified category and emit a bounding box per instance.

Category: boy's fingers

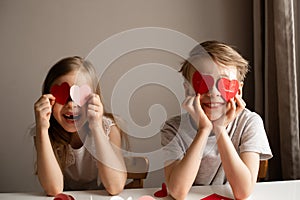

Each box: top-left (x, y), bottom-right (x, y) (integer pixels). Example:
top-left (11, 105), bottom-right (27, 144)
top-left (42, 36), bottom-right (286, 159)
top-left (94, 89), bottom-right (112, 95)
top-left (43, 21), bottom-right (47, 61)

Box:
top-left (182, 96), bottom-right (193, 109)
top-left (194, 94), bottom-right (202, 111)
top-left (234, 96), bottom-right (246, 115)
top-left (226, 99), bottom-right (236, 119)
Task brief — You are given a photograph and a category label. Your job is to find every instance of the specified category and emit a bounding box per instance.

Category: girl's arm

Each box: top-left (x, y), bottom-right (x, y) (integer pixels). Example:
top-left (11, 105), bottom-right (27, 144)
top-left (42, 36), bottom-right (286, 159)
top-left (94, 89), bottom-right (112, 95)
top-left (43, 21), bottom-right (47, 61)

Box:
top-left (214, 96), bottom-right (259, 200)
top-left (91, 125), bottom-right (127, 195)
top-left (87, 94), bottom-right (127, 195)
top-left (164, 94), bottom-right (212, 200)
top-left (34, 94), bottom-right (64, 196)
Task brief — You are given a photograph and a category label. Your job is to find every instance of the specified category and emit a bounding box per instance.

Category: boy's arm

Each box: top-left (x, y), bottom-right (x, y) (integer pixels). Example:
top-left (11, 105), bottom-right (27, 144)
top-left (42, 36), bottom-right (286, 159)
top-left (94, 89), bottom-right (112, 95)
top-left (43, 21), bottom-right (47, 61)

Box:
top-left (165, 94), bottom-right (212, 200)
top-left (214, 96), bottom-right (259, 200)
top-left (164, 127), bottom-right (211, 200)
top-left (216, 130), bottom-right (259, 200)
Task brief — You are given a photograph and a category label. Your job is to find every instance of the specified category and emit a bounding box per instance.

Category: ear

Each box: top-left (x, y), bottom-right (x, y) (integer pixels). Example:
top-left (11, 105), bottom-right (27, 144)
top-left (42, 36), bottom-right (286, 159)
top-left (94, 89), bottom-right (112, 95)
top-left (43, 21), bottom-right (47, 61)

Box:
top-left (238, 82), bottom-right (244, 97)
top-left (183, 81), bottom-right (189, 97)
top-left (183, 81), bottom-right (195, 97)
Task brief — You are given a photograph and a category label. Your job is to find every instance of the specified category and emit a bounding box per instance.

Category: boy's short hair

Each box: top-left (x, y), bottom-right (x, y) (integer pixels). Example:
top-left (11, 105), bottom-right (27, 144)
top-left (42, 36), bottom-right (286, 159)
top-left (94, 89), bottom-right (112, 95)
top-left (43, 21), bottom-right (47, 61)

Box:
top-left (179, 40), bottom-right (249, 82)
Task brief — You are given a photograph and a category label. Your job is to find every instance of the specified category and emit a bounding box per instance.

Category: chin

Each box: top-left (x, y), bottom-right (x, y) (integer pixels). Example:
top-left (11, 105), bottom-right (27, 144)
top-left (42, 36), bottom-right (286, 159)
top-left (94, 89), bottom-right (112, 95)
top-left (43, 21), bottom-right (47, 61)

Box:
top-left (61, 125), bottom-right (78, 133)
top-left (207, 114), bottom-right (223, 122)
top-left (204, 109), bottom-right (225, 121)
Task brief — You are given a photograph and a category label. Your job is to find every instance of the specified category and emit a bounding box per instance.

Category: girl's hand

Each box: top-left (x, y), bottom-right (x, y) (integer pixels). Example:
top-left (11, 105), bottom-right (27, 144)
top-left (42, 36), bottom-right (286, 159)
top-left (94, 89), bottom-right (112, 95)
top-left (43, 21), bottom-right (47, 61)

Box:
top-left (213, 95), bottom-right (246, 134)
top-left (182, 94), bottom-right (212, 131)
top-left (34, 94), bottom-right (55, 130)
top-left (86, 94), bottom-right (104, 129)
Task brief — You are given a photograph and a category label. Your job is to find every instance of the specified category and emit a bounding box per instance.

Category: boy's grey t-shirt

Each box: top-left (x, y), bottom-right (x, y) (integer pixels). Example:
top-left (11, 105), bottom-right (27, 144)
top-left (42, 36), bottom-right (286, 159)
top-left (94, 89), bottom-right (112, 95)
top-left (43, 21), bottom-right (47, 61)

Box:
top-left (160, 108), bottom-right (273, 185)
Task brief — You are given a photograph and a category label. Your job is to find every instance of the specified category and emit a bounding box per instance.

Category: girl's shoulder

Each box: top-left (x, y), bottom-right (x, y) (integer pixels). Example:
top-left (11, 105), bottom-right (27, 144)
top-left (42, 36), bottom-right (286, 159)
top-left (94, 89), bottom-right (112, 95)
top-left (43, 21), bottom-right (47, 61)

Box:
top-left (102, 115), bottom-right (116, 135)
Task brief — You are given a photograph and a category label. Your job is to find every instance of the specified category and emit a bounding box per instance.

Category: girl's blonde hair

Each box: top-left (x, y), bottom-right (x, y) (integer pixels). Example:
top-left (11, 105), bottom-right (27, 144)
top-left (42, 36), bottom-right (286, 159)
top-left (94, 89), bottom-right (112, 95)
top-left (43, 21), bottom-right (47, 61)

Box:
top-left (39, 56), bottom-right (127, 171)
top-left (179, 40), bottom-right (249, 82)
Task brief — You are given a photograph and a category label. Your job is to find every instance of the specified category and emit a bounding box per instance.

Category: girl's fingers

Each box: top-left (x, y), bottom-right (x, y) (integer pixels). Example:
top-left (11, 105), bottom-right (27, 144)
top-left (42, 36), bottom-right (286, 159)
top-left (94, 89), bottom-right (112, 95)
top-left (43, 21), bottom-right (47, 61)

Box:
top-left (45, 94), bottom-right (56, 101)
top-left (86, 94), bottom-right (104, 118)
top-left (87, 94), bottom-right (101, 106)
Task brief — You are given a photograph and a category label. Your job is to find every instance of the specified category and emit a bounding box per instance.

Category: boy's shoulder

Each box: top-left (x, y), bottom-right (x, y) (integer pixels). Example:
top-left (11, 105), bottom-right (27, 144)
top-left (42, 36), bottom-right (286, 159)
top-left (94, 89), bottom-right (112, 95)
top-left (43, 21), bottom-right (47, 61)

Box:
top-left (239, 108), bottom-right (262, 118)
top-left (163, 113), bottom-right (193, 132)
top-left (164, 113), bottom-right (190, 125)
top-left (236, 108), bottom-right (264, 126)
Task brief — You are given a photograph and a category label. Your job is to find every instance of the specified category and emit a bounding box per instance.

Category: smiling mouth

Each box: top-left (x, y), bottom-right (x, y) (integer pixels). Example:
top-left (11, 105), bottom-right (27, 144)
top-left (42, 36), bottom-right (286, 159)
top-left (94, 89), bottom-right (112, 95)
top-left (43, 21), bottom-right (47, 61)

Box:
top-left (63, 114), bottom-right (81, 121)
top-left (203, 102), bottom-right (225, 108)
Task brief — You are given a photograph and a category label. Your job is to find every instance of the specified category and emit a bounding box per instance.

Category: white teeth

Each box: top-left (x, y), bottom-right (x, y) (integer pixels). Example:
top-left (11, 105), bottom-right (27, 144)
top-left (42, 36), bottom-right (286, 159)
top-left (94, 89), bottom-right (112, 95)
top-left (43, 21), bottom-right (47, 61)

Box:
top-left (206, 103), bottom-right (223, 108)
top-left (64, 114), bottom-right (79, 120)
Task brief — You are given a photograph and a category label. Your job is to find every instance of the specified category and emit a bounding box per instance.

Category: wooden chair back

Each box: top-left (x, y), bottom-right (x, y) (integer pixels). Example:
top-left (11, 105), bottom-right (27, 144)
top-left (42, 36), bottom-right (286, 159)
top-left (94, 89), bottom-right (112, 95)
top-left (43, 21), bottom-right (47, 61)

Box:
top-left (124, 156), bottom-right (149, 189)
top-left (257, 160), bottom-right (268, 181)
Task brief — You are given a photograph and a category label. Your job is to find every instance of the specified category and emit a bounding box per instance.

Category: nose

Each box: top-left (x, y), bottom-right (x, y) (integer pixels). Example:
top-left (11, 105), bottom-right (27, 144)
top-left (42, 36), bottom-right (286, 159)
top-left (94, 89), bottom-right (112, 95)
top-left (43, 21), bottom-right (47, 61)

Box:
top-left (206, 84), bottom-right (221, 97)
top-left (65, 99), bottom-right (80, 108)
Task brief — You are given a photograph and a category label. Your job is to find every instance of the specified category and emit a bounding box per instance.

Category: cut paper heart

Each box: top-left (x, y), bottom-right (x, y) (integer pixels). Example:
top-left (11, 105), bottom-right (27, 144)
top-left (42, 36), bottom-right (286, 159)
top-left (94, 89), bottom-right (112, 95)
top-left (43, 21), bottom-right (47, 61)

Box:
top-left (50, 82), bottom-right (71, 105)
top-left (217, 78), bottom-right (239, 102)
top-left (154, 182), bottom-right (168, 198)
top-left (201, 193), bottom-right (233, 200)
top-left (192, 71), bottom-right (214, 95)
top-left (138, 196), bottom-right (155, 200)
top-left (53, 193), bottom-right (75, 200)
top-left (110, 196), bottom-right (133, 200)
top-left (70, 84), bottom-right (92, 106)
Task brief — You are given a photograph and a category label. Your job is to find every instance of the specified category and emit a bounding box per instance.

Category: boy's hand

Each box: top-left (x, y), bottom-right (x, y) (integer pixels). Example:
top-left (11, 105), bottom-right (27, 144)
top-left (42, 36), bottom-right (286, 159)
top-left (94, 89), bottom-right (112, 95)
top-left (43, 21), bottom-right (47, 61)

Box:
top-left (86, 93), bottom-right (104, 130)
top-left (213, 95), bottom-right (246, 134)
top-left (34, 94), bottom-right (55, 130)
top-left (182, 94), bottom-right (212, 131)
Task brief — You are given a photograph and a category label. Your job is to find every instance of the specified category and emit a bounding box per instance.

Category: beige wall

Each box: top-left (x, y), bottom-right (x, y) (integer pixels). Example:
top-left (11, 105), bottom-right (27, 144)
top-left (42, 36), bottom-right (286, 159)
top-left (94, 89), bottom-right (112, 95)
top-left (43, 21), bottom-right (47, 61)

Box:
top-left (0, 0), bottom-right (253, 192)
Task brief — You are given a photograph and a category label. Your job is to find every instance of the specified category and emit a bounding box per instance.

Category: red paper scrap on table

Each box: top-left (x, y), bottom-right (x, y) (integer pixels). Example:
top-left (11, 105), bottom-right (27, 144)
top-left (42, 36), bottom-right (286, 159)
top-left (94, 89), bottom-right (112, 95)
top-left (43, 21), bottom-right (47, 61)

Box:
top-left (154, 182), bottom-right (168, 198)
top-left (201, 193), bottom-right (233, 200)
top-left (53, 193), bottom-right (75, 200)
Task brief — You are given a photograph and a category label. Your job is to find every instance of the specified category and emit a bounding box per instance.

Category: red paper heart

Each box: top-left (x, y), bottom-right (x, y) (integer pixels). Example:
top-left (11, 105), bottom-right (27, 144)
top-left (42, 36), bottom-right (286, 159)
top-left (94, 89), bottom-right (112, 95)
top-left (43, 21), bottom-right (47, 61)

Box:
top-left (154, 182), bottom-right (168, 198)
top-left (53, 193), bottom-right (75, 200)
top-left (201, 193), bottom-right (233, 200)
top-left (217, 78), bottom-right (239, 102)
top-left (70, 84), bottom-right (92, 106)
top-left (50, 82), bottom-right (71, 105)
top-left (192, 71), bottom-right (214, 94)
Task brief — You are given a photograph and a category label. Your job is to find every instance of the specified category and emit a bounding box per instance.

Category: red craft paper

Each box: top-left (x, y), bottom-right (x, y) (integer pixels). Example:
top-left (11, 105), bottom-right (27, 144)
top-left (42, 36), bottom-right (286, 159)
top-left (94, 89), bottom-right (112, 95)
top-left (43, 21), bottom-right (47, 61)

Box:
top-left (201, 193), bottom-right (233, 200)
top-left (53, 193), bottom-right (75, 200)
top-left (154, 182), bottom-right (168, 198)
top-left (192, 71), bottom-right (214, 95)
top-left (217, 78), bottom-right (239, 102)
top-left (50, 82), bottom-right (71, 105)
top-left (70, 84), bottom-right (92, 106)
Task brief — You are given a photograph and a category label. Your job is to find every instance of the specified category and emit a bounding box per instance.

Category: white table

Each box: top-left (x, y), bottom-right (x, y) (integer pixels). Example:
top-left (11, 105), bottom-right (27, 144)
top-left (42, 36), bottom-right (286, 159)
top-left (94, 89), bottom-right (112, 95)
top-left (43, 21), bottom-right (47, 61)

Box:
top-left (0, 180), bottom-right (299, 200)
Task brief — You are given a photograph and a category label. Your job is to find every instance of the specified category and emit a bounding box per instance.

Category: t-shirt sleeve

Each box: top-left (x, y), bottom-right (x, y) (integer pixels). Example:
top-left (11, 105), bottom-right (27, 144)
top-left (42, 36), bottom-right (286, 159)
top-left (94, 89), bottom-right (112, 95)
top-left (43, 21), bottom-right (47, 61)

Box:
top-left (160, 119), bottom-right (185, 163)
top-left (239, 113), bottom-right (273, 160)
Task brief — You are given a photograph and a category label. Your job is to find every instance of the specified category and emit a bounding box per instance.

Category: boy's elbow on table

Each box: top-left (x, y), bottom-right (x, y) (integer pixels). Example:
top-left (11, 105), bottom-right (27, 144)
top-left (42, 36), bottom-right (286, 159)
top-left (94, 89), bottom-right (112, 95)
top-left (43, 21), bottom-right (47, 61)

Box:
top-left (44, 186), bottom-right (63, 197)
top-left (168, 185), bottom-right (189, 200)
top-left (233, 188), bottom-right (253, 200)
top-left (105, 183), bottom-right (125, 196)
